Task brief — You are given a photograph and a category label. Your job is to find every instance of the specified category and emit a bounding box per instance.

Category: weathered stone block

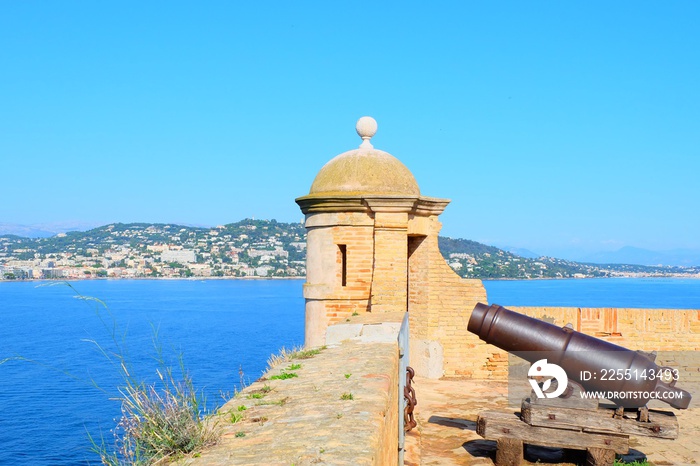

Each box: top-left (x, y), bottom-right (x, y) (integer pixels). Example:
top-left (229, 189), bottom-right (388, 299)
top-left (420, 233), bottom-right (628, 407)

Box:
top-left (410, 339), bottom-right (444, 379)
top-left (325, 323), bottom-right (365, 344)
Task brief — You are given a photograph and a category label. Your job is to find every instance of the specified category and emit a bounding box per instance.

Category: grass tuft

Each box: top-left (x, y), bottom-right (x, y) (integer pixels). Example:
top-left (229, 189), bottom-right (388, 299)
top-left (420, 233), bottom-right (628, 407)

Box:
top-left (64, 282), bottom-right (221, 466)
top-left (269, 371), bottom-right (298, 380)
top-left (94, 363), bottom-right (220, 465)
top-left (256, 397), bottom-right (288, 407)
top-left (266, 346), bottom-right (326, 372)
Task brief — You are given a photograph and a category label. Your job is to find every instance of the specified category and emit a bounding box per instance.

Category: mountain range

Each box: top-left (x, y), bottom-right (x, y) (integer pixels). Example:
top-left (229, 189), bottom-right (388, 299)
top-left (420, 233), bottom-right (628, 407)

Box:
top-left (0, 222), bottom-right (101, 238)
top-left (579, 246), bottom-right (700, 268)
top-left (493, 244), bottom-right (700, 268)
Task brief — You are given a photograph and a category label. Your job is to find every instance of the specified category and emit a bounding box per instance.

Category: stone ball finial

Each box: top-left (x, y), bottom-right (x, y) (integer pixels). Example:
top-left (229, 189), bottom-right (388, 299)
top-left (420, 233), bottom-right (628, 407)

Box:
top-left (356, 116), bottom-right (377, 149)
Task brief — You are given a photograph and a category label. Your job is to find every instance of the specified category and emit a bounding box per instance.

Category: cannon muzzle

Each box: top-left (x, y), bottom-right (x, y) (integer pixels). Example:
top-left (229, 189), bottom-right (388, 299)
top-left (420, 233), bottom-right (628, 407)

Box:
top-left (468, 303), bottom-right (692, 409)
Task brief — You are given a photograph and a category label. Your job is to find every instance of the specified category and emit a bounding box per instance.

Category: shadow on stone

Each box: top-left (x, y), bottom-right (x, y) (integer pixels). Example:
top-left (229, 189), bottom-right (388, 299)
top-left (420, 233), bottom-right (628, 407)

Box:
top-left (427, 415), bottom-right (476, 430)
top-left (524, 444), bottom-right (582, 464)
top-left (616, 448), bottom-right (648, 463)
top-left (462, 439), bottom-right (496, 459)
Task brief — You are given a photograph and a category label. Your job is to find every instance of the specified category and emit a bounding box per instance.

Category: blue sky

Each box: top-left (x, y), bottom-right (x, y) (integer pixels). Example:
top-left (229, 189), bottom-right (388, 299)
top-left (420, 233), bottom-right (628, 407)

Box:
top-left (1, 1), bottom-right (698, 258)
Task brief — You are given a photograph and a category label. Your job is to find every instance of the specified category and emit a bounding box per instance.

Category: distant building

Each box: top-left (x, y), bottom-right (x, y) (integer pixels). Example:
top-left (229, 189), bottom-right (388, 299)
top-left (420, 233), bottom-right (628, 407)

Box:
top-left (254, 265), bottom-right (274, 276)
top-left (161, 249), bottom-right (196, 264)
top-left (248, 247), bottom-right (288, 258)
top-left (189, 264), bottom-right (211, 276)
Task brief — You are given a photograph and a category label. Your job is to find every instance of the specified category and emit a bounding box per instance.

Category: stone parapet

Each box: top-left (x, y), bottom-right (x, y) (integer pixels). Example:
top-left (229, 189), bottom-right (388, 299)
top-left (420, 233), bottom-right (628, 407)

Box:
top-left (182, 327), bottom-right (401, 465)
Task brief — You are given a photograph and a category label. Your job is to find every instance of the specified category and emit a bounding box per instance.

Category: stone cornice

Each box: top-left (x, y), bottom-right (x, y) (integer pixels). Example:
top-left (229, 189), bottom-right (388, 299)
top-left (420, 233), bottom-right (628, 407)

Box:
top-left (296, 193), bottom-right (450, 215)
top-left (296, 194), bottom-right (369, 214)
top-left (414, 196), bottom-right (451, 216)
top-left (363, 197), bottom-right (419, 213)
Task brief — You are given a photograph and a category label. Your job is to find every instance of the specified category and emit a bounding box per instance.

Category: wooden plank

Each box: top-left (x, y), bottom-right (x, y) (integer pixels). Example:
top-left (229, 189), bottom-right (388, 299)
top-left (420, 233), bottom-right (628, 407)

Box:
top-left (495, 438), bottom-right (523, 466)
top-left (521, 400), bottom-right (678, 439)
top-left (477, 410), bottom-right (629, 454)
top-left (586, 447), bottom-right (615, 466)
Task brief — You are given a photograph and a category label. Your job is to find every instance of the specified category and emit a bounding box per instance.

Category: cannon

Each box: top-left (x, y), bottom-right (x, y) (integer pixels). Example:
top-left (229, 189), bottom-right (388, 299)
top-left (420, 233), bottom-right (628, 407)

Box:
top-left (468, 303), bottom-right (692, 409)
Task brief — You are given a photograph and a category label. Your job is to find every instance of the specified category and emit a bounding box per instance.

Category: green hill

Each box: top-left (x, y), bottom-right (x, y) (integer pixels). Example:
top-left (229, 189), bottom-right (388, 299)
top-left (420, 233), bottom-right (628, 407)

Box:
top-left (1, 220), bottom-right (697, 280)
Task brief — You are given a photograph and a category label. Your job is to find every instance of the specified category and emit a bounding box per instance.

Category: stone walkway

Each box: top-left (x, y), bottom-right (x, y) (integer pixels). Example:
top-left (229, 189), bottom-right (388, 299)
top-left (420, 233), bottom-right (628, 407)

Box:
top-left (405, 377), bottom-right (699, 466)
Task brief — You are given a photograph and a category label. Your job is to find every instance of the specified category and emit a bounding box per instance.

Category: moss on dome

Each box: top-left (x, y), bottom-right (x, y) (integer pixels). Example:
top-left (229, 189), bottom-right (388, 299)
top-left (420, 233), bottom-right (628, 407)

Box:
top-left (308, 148), bottom-right (420, 197)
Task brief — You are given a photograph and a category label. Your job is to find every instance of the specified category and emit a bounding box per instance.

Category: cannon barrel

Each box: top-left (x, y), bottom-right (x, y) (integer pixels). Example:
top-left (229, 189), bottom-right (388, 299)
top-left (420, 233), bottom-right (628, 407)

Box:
top-left (468, 303), bottom-right (691, 409)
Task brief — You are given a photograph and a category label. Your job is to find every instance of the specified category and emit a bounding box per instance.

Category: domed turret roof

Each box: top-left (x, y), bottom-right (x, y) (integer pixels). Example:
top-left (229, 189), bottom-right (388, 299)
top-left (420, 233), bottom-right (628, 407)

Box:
top-left (306, 117), bottom-right (420, 197)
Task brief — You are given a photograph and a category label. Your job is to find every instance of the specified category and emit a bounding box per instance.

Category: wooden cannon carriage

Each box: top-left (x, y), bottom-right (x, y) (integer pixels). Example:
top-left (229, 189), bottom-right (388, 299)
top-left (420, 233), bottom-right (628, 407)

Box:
top-left (468, 303), bottom-right (690, 466)
top-left (477, 385), bottom-right (679, 465)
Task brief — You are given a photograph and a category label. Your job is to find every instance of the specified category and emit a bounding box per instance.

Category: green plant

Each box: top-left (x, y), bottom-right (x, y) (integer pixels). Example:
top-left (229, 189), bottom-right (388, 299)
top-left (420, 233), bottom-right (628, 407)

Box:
top-left (237, 405), bottom-right (247, 412)
top-left (270, 371), bottom-right (298, 380)
top-left (266, 346), bottom-right (326, 372)
top-left (340, 392), bottom-right (354, 401)
top-left (265, 346), bottom-right (298, 369)
top-left (247, 393), bottom-right (264, 399)
top-left (256, 397), bottom-right (288, 407)
top-left (65, 282), bottom-right (220, 466)
top-left (260, 384), bottom-right (272, 393)
top-left (293, 346), bottom-right (326, 358)
top-left (287, 363), bottom-right (301, 371)
top-left (344, 373), bottom-right (351, 379)
top-left (614, 460), bottom-right (649, 466)
top-left (235, 431), bottom-right (245, 438)
top-left (352, 312), bottom-right (359, 316)
top-left (93, 361), bottom-right (220, 465)
top-left (230, 412), bottom-right (244, 424)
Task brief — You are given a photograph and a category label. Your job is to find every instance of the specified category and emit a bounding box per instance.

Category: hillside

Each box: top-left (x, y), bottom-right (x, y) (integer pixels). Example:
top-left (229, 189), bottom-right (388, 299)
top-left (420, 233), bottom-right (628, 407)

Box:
top-left (438, 237), bottom-right (699, 279)
top-left (438, 237), bottom-right (607, 279)
top-left (1, 220), bottom-right (698, 280)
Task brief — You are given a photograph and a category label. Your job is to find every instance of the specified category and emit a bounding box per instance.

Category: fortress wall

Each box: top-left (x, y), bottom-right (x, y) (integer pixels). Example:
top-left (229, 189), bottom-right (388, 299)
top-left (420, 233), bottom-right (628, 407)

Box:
top-left (407, 217), bottom-right (489, 378)
top-left (406, 228), bottom-right (700, 381)
top-left (461, 306), bottom-right (700, 383)
top-left (186, 326), bottom-right (402, 465)
top-left (370, 212), bottom-right (409, 313)
top-left (426, 245), bottom-right (488, 378)
top-left (303, 212), bottom-right (375, 346)
top-left (402, 224), bottom-right (700, 381)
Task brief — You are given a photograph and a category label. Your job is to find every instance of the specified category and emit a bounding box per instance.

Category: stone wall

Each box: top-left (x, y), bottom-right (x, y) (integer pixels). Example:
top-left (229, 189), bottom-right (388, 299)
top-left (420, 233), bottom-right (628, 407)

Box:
top-left (303, 212), bottom-right (375, 346)
top-left (370, 212), bottom-right (409, 313)
top-left (401, 224), bottom-right (700, 381)
top-left (183, 315), bottom-right (403, 466)
top-left (462, 305), bottom-right (700, 383)
top-left (407, 215), bottom-right (489, 378)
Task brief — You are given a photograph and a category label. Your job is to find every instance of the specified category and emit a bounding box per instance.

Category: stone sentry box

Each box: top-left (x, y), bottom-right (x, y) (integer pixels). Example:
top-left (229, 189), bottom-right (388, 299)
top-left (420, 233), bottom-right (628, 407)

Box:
top-left (296, 117), bottom-right (487, 378)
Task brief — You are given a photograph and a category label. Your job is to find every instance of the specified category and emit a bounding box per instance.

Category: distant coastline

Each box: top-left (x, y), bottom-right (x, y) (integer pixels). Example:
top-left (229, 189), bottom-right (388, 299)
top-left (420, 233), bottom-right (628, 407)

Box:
top-left (4, 276), bottom-right (700, 286)
top-left (2, 219), bottom-right (699, 282)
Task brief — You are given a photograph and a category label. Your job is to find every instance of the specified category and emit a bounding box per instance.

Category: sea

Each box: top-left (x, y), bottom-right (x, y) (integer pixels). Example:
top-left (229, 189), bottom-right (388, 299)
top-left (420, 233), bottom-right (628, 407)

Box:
top-left (1, 277), bottom-right (699, 465)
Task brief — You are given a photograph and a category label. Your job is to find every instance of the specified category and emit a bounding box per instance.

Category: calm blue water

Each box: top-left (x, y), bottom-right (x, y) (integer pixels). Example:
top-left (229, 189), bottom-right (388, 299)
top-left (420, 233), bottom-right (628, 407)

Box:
top-left (0, 280), bottom-right (305, 466)
top-left (484, 277), bottom-right (700, 309)
top-left (1, 278), bottom-right (699, 465)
